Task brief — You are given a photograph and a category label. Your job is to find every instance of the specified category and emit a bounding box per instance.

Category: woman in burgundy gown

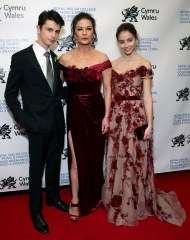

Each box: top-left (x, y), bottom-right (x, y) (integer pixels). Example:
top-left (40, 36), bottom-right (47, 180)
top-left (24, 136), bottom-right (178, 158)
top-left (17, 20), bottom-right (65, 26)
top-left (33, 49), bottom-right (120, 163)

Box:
top-left (59, 12), bottom-right (111, 221)
top-left (102, 23), bottom-right (186, 226)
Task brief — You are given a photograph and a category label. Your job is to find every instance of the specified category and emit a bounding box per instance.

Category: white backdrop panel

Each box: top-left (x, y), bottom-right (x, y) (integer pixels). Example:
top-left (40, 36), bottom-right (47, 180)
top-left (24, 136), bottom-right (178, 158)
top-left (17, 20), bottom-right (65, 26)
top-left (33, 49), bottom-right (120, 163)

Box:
top-left (0, 0), bottom-right (190, 192)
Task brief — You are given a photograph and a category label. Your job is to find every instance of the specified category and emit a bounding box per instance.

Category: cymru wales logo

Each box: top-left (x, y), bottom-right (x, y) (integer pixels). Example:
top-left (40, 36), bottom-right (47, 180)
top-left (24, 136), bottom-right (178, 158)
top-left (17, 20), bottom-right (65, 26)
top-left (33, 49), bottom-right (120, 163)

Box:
top-left (57, 35), bottom-right (75, 52)
top-left (0, 176), bottom-right (17, 190)
top-left (121, 5), bottom-right (159, 22)
top-left (176, 87), bottom-right (190, 101)
top-left (0, 124), bottom-right (12, 139)
top-left (122, 5), bottom-right (139, 22)
top-left (179, 36), bottom-right (190, 50)
top-left (0, 67), bottom-right (6, 83)
top-left (171, 134), bottom-right (190, 147)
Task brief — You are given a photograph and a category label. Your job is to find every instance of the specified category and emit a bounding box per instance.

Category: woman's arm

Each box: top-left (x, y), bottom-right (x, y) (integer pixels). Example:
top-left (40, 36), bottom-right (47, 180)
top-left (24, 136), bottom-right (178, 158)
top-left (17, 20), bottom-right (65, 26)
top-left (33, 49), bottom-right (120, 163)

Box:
top-left (59, 55), bottom-right (69, 99)
top-left (143, 65), bottom-right (153, 140)
top-left (102, 67), bottom-right (112, 134)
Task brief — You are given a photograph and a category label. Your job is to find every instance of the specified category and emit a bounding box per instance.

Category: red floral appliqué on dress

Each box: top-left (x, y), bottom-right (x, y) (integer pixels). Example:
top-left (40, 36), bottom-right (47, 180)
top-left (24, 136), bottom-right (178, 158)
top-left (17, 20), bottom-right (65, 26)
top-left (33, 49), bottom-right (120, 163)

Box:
top-left (102, 66), bottom-right (186, 227)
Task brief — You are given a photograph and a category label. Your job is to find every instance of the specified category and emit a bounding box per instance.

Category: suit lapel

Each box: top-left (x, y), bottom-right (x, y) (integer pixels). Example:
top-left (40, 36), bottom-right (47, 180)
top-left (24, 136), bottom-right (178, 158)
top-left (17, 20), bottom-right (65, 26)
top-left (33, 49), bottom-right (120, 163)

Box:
top-left (25, 45), bottom-right (46, 81)
top-left (25, 46), bottom-right (57, 94)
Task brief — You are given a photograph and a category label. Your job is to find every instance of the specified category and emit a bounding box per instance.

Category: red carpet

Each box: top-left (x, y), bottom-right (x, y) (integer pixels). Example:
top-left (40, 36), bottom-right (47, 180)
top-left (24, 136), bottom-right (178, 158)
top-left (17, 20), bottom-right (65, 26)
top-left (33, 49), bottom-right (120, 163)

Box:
top-left (0, 171), bottom-right (189, 240)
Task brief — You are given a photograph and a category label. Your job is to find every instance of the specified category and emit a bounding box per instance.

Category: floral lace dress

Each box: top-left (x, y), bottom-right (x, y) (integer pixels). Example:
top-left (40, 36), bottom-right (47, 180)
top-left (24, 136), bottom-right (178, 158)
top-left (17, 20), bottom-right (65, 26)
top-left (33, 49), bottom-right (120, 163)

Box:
top-left (60, 60), bottom-right (111, 215)
top-left (102, 66), bottom-right (186, 226)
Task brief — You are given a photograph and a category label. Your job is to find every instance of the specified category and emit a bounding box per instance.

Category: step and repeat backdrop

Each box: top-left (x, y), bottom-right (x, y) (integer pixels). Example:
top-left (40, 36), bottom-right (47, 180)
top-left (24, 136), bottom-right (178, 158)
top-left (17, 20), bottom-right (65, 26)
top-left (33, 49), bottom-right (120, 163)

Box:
top-left (0, 0), bottom-right (190, 192)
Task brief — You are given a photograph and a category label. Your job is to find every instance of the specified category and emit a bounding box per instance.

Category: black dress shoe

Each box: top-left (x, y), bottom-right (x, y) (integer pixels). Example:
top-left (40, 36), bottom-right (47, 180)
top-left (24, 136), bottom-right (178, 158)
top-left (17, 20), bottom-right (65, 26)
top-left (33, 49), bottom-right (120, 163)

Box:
top-left (32, 213), bottom-right (49, 234)
top-left (47, 199), bottom-right (69, 212)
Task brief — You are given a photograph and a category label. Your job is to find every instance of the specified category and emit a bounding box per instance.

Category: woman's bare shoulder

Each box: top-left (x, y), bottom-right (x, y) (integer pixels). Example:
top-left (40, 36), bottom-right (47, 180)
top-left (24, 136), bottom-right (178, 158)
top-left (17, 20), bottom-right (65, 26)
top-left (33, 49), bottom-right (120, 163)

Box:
top-left (111, 57), bottom-right (123, 68)
top-left (59, 51), bottom-right (74, 66)
top-left (137, 55), bottom-right (151, 69)
top-left (94, 49), bottom-right (109, 62)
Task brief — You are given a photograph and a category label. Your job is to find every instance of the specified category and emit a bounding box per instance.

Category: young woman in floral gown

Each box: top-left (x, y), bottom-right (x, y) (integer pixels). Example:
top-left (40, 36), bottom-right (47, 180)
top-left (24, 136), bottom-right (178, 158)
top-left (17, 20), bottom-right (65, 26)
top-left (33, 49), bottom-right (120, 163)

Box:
top-left (102, 23), bottom-right (186, 226)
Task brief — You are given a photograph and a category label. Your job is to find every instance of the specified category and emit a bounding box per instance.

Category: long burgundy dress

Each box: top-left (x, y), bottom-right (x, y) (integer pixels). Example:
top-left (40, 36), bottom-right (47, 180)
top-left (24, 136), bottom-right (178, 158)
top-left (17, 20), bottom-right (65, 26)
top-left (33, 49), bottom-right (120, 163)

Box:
top-left (102, 66), bottom-right (186, 226)
top-left (61, 60), bottom-right (111, 215)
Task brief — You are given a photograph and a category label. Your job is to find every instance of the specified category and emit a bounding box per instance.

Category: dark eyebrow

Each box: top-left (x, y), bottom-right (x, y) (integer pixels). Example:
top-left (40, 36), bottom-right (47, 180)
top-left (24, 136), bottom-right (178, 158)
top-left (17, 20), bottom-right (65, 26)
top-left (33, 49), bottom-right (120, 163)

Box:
top-left (46, 27), bottom-right (60, 33)
top-left (46, 27), bottom-right (53, 30)
top-left (76, 25), bottom-right (92, 28)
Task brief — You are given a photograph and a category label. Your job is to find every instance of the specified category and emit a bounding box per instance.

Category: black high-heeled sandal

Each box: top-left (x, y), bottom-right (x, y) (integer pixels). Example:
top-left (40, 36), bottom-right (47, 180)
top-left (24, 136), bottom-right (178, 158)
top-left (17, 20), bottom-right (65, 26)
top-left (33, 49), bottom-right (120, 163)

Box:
top-left (69, 203), bottom-right (80, 223)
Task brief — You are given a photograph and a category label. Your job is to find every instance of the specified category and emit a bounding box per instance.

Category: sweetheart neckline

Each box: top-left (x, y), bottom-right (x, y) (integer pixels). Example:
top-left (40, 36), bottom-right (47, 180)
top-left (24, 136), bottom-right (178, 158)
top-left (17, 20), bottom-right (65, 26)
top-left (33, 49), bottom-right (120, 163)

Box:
top-left (112, 65), bottom-right (151, 76)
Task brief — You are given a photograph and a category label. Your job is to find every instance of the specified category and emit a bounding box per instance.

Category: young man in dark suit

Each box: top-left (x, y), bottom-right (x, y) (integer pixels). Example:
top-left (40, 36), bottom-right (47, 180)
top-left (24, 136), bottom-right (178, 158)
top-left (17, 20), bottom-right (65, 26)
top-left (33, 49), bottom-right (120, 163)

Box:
top-left (5, 10), bottom-right (69, 234)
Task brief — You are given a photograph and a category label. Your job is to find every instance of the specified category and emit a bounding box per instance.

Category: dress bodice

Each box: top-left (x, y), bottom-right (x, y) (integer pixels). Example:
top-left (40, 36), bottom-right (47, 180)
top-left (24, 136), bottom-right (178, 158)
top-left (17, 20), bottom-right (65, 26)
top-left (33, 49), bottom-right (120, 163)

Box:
top-left (60, 60), bottom-right (111, 95)
top-left (112, 66), bottom-right (153, 98)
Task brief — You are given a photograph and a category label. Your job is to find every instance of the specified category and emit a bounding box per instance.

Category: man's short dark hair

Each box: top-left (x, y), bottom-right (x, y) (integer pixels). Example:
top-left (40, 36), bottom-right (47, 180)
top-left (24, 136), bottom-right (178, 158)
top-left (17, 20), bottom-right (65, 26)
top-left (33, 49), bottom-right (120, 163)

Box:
top-left (38, 10), bottom-right (65, 28)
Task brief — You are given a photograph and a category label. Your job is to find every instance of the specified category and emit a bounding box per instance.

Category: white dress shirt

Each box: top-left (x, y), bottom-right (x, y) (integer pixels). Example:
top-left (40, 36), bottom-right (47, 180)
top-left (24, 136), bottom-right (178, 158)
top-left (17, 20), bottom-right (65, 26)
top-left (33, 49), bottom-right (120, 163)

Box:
top-left (32, 42), bottom-right (54, 78)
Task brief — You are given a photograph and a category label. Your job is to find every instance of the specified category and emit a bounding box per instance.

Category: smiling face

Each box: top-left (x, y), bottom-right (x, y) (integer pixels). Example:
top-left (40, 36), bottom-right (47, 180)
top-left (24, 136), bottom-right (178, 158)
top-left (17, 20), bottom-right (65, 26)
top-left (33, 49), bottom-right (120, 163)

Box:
top-left (117, 30), bottom-right (137, 56)
top-left (74, 19), bottom-right (94, 46)
top-left (36, 19), bottom-right (61, 50)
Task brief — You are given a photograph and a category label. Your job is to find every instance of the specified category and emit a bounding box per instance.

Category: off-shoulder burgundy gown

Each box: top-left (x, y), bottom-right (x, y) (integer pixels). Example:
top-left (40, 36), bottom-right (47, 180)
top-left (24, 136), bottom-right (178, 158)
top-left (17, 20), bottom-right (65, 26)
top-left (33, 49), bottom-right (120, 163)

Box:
top-left (60, 60), bottom-right (111, 215)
